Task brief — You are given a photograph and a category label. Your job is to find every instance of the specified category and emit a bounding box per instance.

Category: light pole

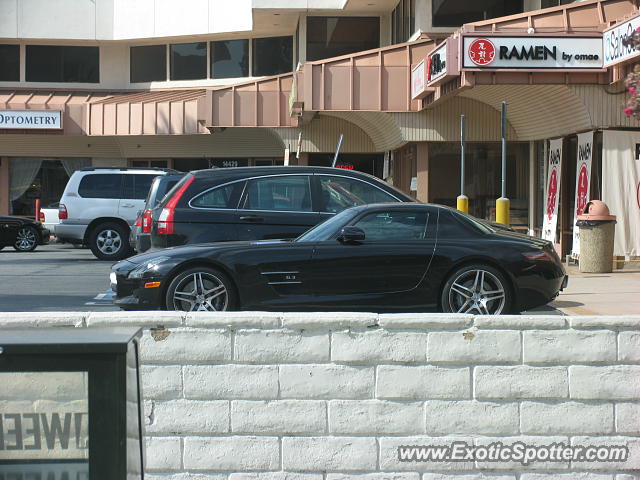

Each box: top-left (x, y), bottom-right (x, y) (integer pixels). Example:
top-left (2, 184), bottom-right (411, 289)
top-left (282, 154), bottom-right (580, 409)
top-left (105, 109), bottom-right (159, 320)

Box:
top-left (496, 101), bottom-right (510, 225)
top-left (457, 114), bottom-right (468, 213)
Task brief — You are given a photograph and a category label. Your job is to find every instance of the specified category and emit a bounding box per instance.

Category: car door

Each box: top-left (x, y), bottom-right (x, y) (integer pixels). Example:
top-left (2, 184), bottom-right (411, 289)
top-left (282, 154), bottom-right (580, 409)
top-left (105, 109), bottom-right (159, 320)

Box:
top-left (119, 174), bottom-right (158, 224)
top-left (0, 216), bottom-right (22, 246)
top-left (310, 208), bottom-right (437, 298)
top-left (236, 174), bottom-right (321, 240)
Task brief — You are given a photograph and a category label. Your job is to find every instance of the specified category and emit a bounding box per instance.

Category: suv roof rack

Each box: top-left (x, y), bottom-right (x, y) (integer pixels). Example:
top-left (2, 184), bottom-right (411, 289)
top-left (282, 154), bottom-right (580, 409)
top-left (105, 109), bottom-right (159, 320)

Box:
top-left (79, 167), bottom-right (180, 173)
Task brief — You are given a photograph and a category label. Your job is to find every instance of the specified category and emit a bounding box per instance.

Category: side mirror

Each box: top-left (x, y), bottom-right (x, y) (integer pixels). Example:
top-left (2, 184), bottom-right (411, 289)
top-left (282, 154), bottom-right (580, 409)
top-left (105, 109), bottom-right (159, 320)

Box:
top-left (338, 226), bottom-right (365, 243)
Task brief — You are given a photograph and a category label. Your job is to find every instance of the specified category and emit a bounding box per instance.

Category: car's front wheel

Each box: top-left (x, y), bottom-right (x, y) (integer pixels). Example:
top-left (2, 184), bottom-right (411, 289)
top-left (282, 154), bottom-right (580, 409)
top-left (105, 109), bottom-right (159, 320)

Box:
top-left (89, 222), bottom-right (131, 260)
top-left (165, 267), bottom-right (237, 312)
top-left (13, 226), bottom-right (39, 252)
top-left (441, 264), bottom-right (511, 315)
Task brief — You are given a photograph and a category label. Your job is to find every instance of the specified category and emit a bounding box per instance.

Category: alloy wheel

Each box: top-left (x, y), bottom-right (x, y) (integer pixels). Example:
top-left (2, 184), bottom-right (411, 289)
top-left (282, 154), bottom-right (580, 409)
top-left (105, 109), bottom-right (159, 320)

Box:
top-left (171, 272), bottom-right (228, 312)
top-left (14, 227), bottom-right (37, 251)
top-left (96, 229), bottom-right (122, 255)
top-left (447, 269), bottom-right (506, 315)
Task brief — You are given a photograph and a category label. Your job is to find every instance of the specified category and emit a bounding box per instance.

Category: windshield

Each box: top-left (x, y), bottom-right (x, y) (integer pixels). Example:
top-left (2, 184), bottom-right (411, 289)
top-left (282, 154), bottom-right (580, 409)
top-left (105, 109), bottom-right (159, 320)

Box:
top-left (295, 209), bottom-right (355, 242)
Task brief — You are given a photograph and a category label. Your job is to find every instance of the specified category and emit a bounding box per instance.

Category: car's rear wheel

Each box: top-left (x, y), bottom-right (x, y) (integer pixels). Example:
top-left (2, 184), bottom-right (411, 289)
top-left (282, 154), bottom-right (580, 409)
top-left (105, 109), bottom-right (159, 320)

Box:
top-left (166, 267), bottom-right (237, 312)
top-left (441, 264), bottom-right (511, 315)
top-left (13, 226), bottom-right (39, 252)
top-left (89, 222), bottom-right (131, 260)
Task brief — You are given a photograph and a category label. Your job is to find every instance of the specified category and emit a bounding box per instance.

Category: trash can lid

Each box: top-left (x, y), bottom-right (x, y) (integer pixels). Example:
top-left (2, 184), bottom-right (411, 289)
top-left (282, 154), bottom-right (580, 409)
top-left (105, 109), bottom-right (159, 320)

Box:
top-left (576, 200), bottom-right (616, 221)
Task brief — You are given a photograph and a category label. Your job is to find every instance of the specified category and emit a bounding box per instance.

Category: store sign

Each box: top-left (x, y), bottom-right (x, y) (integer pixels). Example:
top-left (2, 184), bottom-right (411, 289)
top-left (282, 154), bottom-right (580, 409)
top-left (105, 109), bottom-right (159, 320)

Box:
top-left (426, 38), bottom-right (459, 87)
top-left (462, 36), bottom-right (603, 70)
top-left (542, 138), bottom-right (563, 242)
top-left (0, 110), bottom-right (62, 129)
top-left (571, 132), bottom-right (594, 256)
top-left (603, 14), bottom-right (640, 67)
top-left (411, 60), bottom-right (427, 99)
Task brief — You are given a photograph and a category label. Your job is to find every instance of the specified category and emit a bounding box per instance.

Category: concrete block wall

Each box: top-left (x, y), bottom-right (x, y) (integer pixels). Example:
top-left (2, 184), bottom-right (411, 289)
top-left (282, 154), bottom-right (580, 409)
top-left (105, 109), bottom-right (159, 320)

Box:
top-left (1, 312), bottom-right (640, 479)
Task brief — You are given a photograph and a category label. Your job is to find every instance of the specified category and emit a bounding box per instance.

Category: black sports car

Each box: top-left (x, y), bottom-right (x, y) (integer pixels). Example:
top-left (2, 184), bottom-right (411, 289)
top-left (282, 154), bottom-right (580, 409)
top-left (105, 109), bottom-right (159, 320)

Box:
top-left (0, 216), bottom-right (50, 252)
top-left (111, 203), bottom-right (567, 314)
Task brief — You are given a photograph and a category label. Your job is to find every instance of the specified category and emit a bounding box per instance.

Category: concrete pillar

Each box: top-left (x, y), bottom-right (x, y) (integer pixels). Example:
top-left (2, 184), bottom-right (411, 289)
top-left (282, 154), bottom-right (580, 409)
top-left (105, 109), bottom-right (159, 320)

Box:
top-left (416, 142), bottom-right (429, 203)
top-left (0, 157), bottom-right (9, 215)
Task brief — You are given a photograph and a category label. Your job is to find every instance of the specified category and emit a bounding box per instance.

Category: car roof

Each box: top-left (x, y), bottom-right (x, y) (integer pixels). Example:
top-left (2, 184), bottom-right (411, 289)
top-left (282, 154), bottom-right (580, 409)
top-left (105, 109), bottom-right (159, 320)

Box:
top-left (190, 166), bottom-right (384, 181)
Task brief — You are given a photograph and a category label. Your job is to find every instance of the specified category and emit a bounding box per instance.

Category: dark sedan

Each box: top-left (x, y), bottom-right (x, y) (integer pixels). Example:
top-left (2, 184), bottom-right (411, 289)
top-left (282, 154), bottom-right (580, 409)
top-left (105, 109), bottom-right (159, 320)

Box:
top-left (0, 216), bottom-right (50, 252)
top-left (111, 203), bottom-right (567, 314)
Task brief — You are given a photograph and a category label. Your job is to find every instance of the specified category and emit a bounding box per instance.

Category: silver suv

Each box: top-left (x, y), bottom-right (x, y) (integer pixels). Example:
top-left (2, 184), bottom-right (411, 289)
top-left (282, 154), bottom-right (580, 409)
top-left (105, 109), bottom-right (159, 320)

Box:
top-left (56, 167), bottom-right (177, 260)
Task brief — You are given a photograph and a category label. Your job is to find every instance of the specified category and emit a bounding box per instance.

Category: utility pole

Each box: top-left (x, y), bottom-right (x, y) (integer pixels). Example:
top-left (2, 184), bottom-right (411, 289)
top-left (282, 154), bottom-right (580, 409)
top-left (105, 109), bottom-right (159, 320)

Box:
top-left (457, 114), bottom-right (468, 213)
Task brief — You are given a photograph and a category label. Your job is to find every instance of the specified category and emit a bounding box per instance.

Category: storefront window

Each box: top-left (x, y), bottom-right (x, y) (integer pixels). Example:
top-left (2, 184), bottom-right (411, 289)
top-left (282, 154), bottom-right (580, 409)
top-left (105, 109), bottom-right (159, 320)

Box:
top-left (26, 46), bottom-right (99, 83)
top-left (391, 0), bottom-right (414, 44)
top-left (307, 17), bottom-right (380, 61)
top-left (0, 44), bottom-right (19, 81)
top-left (252, 36), bottom-right (293, 77)
top-left (170, 42), bottom-right (207, 81)
top-left (130, 45), bottom-right (166, 83)
top-left (541, 0), bottom-right (574, 7)
top-left (432, 0), bottom-right (523, 27)
top-left (309, 153), bottom-right (384, 177)
top-left (211, 40), bottom-right (249, 79)
top-left (9, 159), bottom-right (74, 216)
top-left (428, 142), bottom-right (529, 228)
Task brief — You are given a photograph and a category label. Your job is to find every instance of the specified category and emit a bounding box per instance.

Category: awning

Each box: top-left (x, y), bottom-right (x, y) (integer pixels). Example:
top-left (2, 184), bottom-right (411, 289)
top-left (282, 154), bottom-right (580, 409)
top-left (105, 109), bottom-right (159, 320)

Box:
top-left (87, 89), bottom-right (210, 135)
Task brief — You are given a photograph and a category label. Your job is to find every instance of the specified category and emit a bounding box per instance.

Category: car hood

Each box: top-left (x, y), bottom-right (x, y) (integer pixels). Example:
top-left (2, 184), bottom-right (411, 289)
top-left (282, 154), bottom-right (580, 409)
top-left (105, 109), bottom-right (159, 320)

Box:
top-left (124, 239), bottom-right (292, 265)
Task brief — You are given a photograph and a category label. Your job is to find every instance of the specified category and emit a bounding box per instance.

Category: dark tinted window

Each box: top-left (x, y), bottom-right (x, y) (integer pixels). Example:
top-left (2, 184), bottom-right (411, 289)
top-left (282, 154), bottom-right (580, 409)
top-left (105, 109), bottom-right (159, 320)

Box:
top-left (252, 36), bottom-right (293, 76)
top-left (307, 17), bottom-right (379, 61)
top-left (432, 0), bottom-right (523, 27)
top-left (391, 0), bottom-right (415, 44)
top-left (78, 174), bottom-right (122, 199)
top-left (436, 210), bottom-right (478, 238)
top-left (170, 42), bottom-right (207, 80)
top-left (242, 175), bottom-right (311, 211)
top-left (122, 174), bottom-right (157, 200)
top-left (152, 178), bottom-right (182, 206)
top-left (191, 183), bottom-right (241, 208)
top-left (318, 175), bottom-right (398, 213)
top-left (26, 46), bottom-right (99, 83)
top-left (0, 45), bottom-right (19, 81)
top-left (211, 40), bottom-right (248, 79)
top-left (130, 45), bottom-right (166, 82)
top-left (353, 211), bottom-right (429, 240)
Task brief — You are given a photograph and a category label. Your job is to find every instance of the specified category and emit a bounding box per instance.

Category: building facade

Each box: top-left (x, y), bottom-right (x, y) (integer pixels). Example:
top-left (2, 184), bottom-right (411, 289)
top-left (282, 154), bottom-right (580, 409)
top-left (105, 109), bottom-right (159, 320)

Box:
top-left (1, 0), bottom-right (639, 261)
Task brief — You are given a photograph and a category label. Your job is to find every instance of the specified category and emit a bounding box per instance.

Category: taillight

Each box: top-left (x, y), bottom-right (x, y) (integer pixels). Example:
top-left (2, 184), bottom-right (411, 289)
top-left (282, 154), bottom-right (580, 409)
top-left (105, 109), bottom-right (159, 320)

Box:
top-left (157, 176), bottom-right (194, 235)
top-left (134, 215), bottom-right (142, 227)
top-left (39, 211), bottom-right (45, 222)
top-left (142, 209), bottom-right (152, 234)
top-left (522, 250), bottom-right (554, 262)
top-left (58, 204), bottom-right (68, 220)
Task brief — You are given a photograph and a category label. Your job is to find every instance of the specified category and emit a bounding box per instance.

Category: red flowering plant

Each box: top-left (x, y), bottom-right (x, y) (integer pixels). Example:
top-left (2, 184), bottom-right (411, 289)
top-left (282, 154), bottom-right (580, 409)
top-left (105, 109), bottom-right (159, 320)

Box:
top-left (623, 27), bottom-right (640, 117)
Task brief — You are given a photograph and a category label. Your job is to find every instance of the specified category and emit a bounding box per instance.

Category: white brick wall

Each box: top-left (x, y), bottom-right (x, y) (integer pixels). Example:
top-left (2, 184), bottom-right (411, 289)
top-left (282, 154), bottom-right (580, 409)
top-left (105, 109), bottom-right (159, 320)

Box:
top-left (3, 312), bottom-right (639, 479)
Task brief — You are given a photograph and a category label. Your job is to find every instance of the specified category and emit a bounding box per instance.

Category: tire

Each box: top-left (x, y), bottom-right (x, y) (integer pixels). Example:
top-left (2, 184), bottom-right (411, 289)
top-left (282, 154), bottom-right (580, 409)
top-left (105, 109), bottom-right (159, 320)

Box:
top-left (441, 264), bottom-right (511, 315)
top-left (165, 267), bottom-right (237, 312)
top-left (13, 226), bottom-right (39, 252)
top-left (89, 222), bottom-right (132, 261)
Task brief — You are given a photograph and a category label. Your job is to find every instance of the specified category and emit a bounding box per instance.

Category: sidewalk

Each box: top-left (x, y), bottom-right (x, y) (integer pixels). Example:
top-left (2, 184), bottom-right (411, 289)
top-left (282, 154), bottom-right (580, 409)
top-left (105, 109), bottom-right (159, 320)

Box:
top-left (549, 266), bottom-right (640, 315)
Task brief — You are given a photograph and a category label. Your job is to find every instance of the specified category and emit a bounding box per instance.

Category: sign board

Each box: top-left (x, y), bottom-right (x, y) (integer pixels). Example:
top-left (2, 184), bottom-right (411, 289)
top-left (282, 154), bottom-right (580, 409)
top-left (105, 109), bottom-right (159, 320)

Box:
top-left (542, 138), bottom-right (563, 242)
top-left (426, 38), bottom-right (460, 87)
top-left (603, 14), bottom-right (640, 67)
top-left (462, 36), bottom-right (604, 70)
top-left (571, 131), bottom-right (594, 256)
top-left (411, 60), bottom-right (428, 99)
top-left (0, 110), bottom-right (62, 129)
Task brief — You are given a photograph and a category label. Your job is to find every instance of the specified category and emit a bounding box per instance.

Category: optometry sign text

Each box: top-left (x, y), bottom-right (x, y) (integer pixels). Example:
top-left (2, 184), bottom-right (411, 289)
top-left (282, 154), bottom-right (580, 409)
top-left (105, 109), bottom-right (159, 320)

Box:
top-left (0, 110), bottom-right (62, 129)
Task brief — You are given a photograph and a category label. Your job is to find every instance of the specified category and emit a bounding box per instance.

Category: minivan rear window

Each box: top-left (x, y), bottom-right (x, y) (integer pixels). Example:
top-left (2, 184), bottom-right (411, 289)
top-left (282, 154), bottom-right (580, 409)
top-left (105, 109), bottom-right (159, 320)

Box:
top-left (78, 174), bottom-right (122, 199)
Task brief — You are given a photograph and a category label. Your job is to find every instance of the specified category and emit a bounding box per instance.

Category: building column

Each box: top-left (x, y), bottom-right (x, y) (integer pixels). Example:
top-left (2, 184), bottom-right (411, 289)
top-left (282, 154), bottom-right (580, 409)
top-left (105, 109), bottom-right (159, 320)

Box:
top-left (0, 157), bottom-right (9, 215)
top-left (416, 142), bottom-right (429, 203)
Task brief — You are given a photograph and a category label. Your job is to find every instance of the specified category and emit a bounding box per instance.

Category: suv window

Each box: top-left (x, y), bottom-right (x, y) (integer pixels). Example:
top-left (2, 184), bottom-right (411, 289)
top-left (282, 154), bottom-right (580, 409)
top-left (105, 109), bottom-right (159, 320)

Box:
top-left (241, 176), bottom-right (311, 212)
top-left (78, 174), bottom-right (122, 199)
top-left (122, 174), bottom-right (158, 200)
top-left (191, 183), bottom-right (240, 208)
top-left (353, 211), bottom-right (430, 240)
top-left (318, 175), bottom-right (398, 213)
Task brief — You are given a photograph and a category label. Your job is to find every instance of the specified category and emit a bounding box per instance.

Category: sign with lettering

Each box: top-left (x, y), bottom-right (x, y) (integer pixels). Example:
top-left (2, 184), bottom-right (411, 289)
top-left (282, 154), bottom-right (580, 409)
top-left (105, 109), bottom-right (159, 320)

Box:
top-left (542, 138), bottom-right (563, 242)
top-left (426, 38), bottom-right (459, 87)
top-left (411, 60), bottom-right (427, 99)
top-left (462, 36), bottom-right (603, 70)
top-left (572, 131), bottom-right (594, 256)
top-left (603, 14), bottom-right (640, 67)
top-left (0, 110), bottom-right (62, 129)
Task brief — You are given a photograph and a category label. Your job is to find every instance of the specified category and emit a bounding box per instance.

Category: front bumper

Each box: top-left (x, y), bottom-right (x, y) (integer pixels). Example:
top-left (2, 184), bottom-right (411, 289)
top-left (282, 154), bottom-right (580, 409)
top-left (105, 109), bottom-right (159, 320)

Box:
top-left (111, 261), bottom-right (165, 310)
top-left (39, 228), bottom-right (51, 245)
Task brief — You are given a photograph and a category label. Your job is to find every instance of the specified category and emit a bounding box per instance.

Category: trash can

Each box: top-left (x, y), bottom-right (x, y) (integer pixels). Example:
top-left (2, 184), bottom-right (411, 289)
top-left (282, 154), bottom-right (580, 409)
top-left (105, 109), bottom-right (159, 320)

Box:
top-left (576, 200), bottom-right (616, 273)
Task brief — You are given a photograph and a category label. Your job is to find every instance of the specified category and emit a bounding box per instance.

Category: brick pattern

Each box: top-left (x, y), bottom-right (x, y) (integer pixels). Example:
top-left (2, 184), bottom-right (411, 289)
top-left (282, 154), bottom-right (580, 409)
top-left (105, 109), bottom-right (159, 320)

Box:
top-left (3, 312), bottom-right (639, 479)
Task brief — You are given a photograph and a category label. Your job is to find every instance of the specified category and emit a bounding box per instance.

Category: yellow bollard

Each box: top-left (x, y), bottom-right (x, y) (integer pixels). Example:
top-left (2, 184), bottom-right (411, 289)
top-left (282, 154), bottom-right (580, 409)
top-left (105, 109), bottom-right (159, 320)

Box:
top-left (456, 195), bottom-right (469, 214)
top-left (496, 197), bottom-right (510, 225)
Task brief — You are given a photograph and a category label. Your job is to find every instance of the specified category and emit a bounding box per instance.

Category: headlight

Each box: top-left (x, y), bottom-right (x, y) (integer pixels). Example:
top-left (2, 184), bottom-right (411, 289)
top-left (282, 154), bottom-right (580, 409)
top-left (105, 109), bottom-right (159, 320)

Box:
top-left (128, 256), bottom-right (171, 279)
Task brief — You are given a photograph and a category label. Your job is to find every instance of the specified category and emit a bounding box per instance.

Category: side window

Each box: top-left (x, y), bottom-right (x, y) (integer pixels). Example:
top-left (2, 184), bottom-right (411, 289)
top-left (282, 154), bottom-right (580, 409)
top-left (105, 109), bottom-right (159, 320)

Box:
top-left (318, 175), bottom-right (397, 213)
top-left (78, 174), bottom-right (122, 199)
top-left (241, 176), bottom-right (311, 212)
top-left (437, 210), bottom-right (476, 238)
top-left (353, 211), bottom-right (429, 241)
top-left (122, 174), bottom-right (158, 200)
top-left (191, 183), bottom-right (241, 209)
